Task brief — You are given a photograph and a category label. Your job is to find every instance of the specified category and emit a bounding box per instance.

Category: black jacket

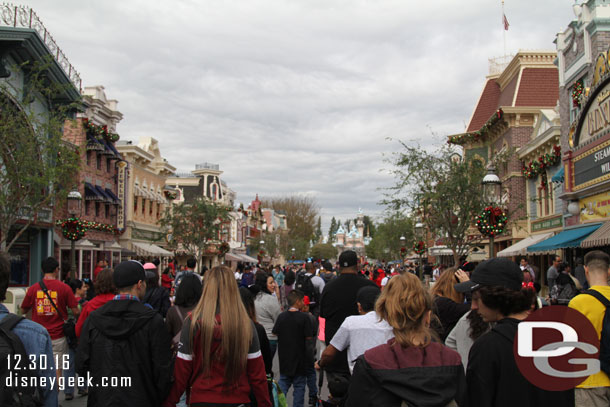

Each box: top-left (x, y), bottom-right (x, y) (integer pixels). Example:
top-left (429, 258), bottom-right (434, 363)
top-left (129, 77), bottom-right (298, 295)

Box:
top-left (467, 318), bottom-right (574, 407)
top-left (433, 296), bottom-right (471, 342)
top-left (76, 299), bottom-right (173, 407)
top-left (143, 286), bottom-right (171, 318)
top-left (346, 340), bottom-right (466, 407)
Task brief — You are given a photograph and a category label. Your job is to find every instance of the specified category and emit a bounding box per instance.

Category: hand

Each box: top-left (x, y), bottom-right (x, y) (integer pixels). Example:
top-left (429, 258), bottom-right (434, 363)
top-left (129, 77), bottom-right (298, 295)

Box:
top-left (455, 269), bottom-right (470, 283)
top-left (314, 360), bottom-right (321, 370)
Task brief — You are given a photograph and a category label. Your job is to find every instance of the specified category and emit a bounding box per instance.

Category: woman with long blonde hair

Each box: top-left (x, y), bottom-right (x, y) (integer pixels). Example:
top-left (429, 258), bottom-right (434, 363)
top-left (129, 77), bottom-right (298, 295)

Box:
top-left (345, 273), bottom-right (466, 407)
top-left (164, 266), bottom-right (270, 407)
top-left (431, 268), bottom-right (471, 342)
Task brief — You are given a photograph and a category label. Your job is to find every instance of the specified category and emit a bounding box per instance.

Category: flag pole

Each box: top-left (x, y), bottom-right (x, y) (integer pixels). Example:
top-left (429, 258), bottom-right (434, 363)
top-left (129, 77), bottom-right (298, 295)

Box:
top-left (502, 0), bottom-right (507, 58)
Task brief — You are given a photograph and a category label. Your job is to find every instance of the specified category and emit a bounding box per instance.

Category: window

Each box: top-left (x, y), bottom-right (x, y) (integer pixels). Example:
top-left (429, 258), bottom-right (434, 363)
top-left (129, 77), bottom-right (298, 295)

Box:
top-left (86, 151), bottom-right (91, 166)
top-left (157, 203), bottom-right (162, 219)
top-left (150, 200), bottom-right (153, 216)
top-left (134, 197), bottom-right (138, 214)
top-left (570, 78), bottom-right (584, 124)
top-left (95, 202), bottom-right (100, 217)
top-left (105, 204), bottom-right (109, 218)
top-left (106, 158), bottom-right (111, 173)
top-left (85, 201), bottom-right (90, 216)
top-left (142, 199), bottom-right (146, 215)
top-left (96, 154), bottom-right (102, 170)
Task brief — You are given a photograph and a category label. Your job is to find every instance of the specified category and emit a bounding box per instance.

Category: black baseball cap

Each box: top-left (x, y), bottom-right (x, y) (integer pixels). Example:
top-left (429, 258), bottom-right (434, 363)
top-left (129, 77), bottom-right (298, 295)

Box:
top-left (338, 250), bottom-right (358, 268)
top-left (113, 260), bottom-right (146, 289)
top-left (454, 258), bottom-right (523, 293)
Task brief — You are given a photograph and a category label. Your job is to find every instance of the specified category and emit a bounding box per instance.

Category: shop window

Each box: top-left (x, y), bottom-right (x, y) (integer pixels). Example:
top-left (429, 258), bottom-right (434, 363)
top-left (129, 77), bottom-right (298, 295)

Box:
top-left (8, 245), bottom-right (30, 286)
top-left (96, 154), bottom-right (102, 170)
top-left (85, 200), bottom-right (90, 216)
top-left (106, 158), bottom-right (111, 173)
top-left (82, 250), bottom-right (92, 280)
top-left (95, 202), bottom-right (100, 217)
top-left (105, 204), bottom-right (109, 218)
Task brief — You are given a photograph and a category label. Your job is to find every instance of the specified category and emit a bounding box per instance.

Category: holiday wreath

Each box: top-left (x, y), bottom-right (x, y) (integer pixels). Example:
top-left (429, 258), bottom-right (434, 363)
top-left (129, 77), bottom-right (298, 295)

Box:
top-left (476, 206), bottom-right (508, 237)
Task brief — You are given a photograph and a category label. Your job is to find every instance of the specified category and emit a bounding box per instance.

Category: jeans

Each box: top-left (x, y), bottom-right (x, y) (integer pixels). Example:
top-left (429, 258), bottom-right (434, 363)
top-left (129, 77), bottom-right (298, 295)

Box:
top-left (269, 339), bottom-right (278, 360)
top-left (64, 347), bottom-right (87, 396)
top-left (306, 366), bottom-right (317, 401)
top-left (279, 374), bottom-right (307, 407)
top-left (177, 391), bottom-right (187, 407)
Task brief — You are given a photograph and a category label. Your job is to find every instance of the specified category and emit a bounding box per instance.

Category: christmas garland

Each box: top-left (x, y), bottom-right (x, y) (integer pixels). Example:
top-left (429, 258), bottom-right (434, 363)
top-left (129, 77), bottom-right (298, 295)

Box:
top-left (572, 80), bottom-right (584, 108)
top-left (476, 206), bottom-right (508, 237)
top-left (448, 109), bottom-right (503, 145)
top-left (413, 241), bottom-right (426, 255)
top-left (82, 118), bottom-right (120, 143)
top-left (86, 221), bottom-right (120, 235)
top-left (219, 241), bottom-right (230, 256)
top-left (56, 218), bottom-right (87, 241)
top-left (521, 145), bottom-right (561, 179)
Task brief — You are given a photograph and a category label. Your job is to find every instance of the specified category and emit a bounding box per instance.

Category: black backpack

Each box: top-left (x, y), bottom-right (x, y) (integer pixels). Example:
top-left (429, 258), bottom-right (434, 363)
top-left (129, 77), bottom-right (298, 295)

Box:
top-left (583, 290), bottom-right (610, 375)
top-left (0, 314), bottom-right (43, 406)
top-left (295, 272), bottom-right (318, 304)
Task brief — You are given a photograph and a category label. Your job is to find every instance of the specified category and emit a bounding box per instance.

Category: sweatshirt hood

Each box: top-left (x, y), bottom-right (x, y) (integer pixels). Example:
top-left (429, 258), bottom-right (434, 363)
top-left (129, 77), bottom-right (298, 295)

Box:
top-left (89, 299), bottom-right (158, 340)
top-left (363, 340), bottom-right (464, 406)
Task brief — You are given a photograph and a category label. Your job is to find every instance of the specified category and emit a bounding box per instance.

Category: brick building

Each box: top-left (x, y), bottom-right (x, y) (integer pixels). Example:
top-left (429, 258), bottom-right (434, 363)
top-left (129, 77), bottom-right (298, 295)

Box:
top-left (448, 51), bottom-right (560, 268)
top-left (56, 86), bottom-right (124, 280)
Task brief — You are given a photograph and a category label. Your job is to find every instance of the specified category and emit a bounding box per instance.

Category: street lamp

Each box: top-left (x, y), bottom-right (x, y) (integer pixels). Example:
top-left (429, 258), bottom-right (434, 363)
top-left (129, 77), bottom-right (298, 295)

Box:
top-left (481, 164), bottom-right (502, 258)
top-left (291, 247), bottom-right (295, 260)
top-left (67, 189), bottom-right (82, 280)
top-left (415, 222), bottom-right (425, 279)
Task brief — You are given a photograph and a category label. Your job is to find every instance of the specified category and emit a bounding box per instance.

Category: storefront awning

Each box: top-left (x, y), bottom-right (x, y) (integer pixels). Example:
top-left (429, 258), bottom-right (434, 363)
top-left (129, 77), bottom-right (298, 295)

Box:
top-left (85, 182), bottom-right (104, 201)
top-left (497, 232), bottom-right (554, 257)
top-left (132, 242), bottom-right (173, 257)
top-left (105, 188), bottom-right (120, 204)
top-left (527, 224), bottom-right (602, 253)
top-left (581, 221), bottom-right (610, 248)
top-left (95, 185), bottom-right (113, 202)
top-left (240, 254), bottom-right (259, 263)
top-left (225, 252), bottom-right (244, 262)
top-left (551, 167), bottom-right (564, 183)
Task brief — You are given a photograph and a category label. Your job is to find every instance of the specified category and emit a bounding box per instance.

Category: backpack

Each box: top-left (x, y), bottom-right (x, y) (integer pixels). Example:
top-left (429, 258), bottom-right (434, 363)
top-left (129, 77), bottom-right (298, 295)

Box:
top-left (555, 282), bottom-right (579, 305)
top-left (583, 289), bottom-right (610, 375)
top-left (295, 272), bottom-right (318, 304)
top-left (240, 272), bottom-right (254, 288)
top-left (0, 314), bottom-right (43, 406)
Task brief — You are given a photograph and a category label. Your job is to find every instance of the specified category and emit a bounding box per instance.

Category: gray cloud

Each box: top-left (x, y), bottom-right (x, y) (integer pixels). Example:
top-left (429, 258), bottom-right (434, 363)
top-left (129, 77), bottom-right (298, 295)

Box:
top-left (24, 0), bottom-right (575, 230)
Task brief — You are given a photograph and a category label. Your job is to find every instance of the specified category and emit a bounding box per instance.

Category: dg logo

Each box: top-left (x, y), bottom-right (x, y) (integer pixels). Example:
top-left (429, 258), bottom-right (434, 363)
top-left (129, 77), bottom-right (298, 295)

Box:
top-left (514, 306), bottom-right (600, 391)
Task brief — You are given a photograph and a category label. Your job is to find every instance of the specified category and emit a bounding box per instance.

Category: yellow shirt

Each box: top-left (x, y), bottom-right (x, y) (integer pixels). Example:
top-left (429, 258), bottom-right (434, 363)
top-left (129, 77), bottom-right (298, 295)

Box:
top-left (568, 285), bottom-right (610, 388)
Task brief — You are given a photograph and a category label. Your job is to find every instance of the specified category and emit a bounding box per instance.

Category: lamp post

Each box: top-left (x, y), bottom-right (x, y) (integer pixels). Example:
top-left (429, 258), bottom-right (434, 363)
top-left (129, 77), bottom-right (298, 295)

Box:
top-left (415, 222), bottom-right (425, 279)
top-left (67, 189), bottom-right (83, 280)
top-left (481, 165), bottom-right (502, 258)
top-left (399, 236), bottom-right (406, 264)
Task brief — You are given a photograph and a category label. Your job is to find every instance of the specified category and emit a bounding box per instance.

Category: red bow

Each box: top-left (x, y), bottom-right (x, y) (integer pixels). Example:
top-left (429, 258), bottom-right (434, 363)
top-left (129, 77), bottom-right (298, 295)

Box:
top-left (522, 282), bottom-right (534, 290)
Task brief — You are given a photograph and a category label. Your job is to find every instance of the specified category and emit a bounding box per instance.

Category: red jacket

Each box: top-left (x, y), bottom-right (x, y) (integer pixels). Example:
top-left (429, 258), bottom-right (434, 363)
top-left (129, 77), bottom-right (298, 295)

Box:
top-left (164, 316), bottom-right (270, 407)
top-left (161, 274), bottom-right (172, 290)
top-left (75, 293), bottom-right (115, 337)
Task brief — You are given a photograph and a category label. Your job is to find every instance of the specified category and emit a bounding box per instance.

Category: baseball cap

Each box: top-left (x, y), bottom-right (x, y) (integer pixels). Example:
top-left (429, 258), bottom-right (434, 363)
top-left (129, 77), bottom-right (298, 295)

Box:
top-left (455, 258), bottom-right (523, 293)
top-left (338, 250), bottom-right (358, 268)
top-left (113, 260), bottom-right (146, 289)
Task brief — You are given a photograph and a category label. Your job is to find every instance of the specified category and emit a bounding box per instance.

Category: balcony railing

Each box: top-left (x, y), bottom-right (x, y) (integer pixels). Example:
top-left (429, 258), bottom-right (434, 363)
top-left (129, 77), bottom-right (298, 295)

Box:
top-left (195, 163), bottom-right (219, 171)
top-left (0, 4), bottom-right (82, 91)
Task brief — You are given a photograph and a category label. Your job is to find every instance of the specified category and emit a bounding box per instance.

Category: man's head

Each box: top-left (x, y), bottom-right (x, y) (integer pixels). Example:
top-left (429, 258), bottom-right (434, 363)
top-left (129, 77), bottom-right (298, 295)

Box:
top-left (113, 260), bottom-right (146, 299)
top-left (305, 262), bottom-right (315, 275)
top-left (41, 257), bottom-right (59, 276)
top-left (338, 250), bottom-right (358, 273)
top-left (356, 286), bottom-right (381, 314)
top-left (287, 289), bottom-right (305, 309)
top-left (186, 258), bottom-right (197, 270)
top-left (152, 258), bottom-right (161, 267)
top-left (455, 258), bottom-right (532, 322)
top-left (552, 255), bottom-right (562, 267)
top-left (0, 253), bottom-right (10, 302)
top-left (520, 257), bottom-right (528, 267)
top-left (584, 250), bottom-right (610, 284)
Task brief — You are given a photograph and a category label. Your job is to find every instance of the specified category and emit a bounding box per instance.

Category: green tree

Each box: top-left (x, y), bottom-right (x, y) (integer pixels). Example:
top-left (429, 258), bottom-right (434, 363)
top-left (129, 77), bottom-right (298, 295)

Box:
top-left (313, 216), bottom-right (322, 244)
top-left (365, 212), bottom-right (414, 261)
top-left (328, 216), bottom-right (337, 240)
top-left (160, 198), bottom-right (229, 271)
top-left (386, 143), bottom-right (487, 265)
top-left (310, 243), bottom-right (338, 260)
top-left (0, 57), bottom-right (80, 251)
top-left (354, 215), bottom-right (376, 237)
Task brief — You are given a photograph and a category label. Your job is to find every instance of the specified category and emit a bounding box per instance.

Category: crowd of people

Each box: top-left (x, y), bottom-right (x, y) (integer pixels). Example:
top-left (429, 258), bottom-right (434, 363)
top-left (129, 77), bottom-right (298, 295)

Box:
top-left (0, 248), bottom-right (609, 407)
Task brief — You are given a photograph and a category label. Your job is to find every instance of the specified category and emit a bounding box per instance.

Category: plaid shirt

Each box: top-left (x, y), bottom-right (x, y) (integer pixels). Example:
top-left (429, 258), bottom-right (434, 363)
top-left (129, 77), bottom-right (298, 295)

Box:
top-left (113, 294), bottom-right (140, 302)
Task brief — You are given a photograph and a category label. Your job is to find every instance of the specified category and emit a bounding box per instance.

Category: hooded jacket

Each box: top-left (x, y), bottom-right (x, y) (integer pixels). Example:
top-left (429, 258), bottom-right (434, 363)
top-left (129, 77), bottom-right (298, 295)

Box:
top-left (467, 318), bottom-right (574, 407)
top-left (346, 339), bottom-right (466, 407)
top-left (75, 293), bottom-right (115, 337)
top-left (76, 299), bottom-right (173, 407)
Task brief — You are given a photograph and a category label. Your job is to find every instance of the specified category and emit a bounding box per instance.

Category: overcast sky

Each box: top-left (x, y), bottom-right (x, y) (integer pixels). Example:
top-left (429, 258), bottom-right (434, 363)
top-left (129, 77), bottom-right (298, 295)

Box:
top-left (23, 0), bottom-right (575, 232)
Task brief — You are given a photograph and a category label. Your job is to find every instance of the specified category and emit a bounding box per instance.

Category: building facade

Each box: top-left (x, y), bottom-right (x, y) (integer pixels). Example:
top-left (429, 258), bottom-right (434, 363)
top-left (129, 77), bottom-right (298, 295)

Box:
top-left (116, 137), bottom-right (176, 260)
top-left (553, 0), bottom-right (610, 259)
top-left (1, 5), bottom-right (82, 287)
top-left (57, 86), bottom-right (123, 280)
top-left (448, 51), bottom-right (560, 271)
